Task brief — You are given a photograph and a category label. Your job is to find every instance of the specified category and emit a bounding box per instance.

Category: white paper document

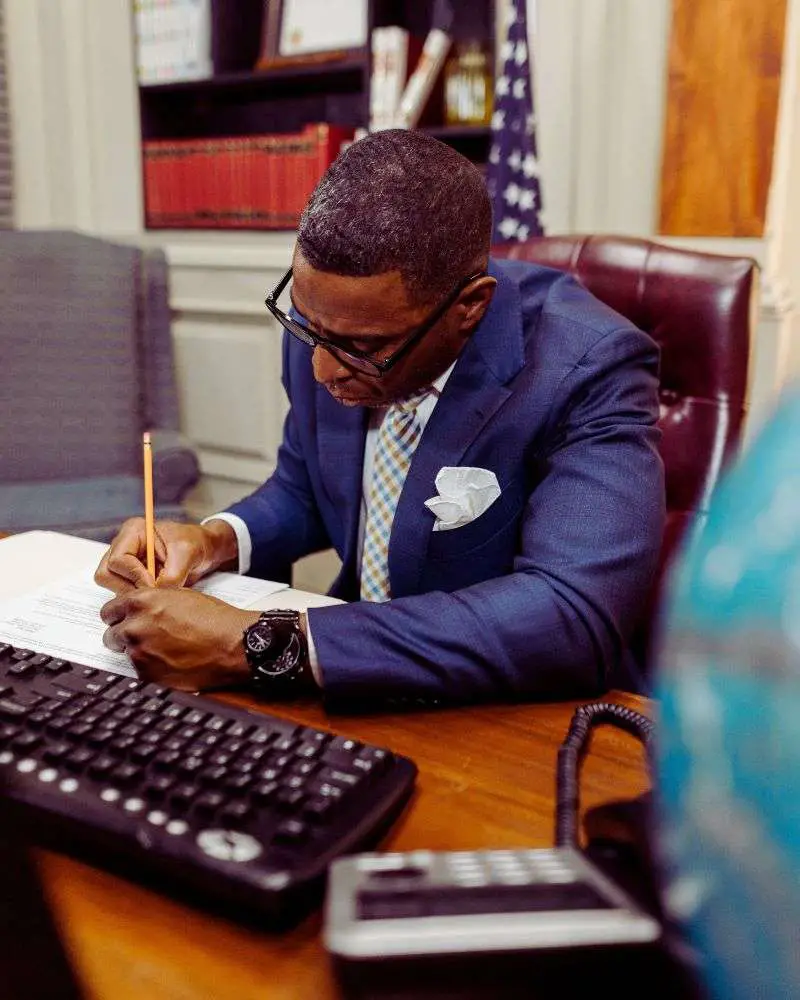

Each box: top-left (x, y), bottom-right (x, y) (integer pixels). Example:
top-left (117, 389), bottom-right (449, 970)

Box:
top-left (0, 564), bottom-right (289, 678)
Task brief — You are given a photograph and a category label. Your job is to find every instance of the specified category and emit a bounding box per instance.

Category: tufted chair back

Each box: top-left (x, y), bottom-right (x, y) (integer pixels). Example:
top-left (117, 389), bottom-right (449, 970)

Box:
top-left (493, 235), bottom-right (758, 665)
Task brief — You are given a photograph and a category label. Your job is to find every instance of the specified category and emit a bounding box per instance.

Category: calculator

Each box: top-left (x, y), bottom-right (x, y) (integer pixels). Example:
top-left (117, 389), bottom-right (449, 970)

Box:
top-left (324, 845), bottom-right (660, 960)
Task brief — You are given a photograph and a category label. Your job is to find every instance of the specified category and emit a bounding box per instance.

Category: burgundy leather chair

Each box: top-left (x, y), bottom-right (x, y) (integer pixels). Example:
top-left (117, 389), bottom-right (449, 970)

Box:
top-left (493, 235), bottom-right (758, 666)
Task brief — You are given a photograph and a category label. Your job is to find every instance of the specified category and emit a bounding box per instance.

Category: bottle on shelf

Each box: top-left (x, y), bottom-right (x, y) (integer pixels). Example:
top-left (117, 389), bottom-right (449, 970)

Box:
top-left (443, 41), bottom-right (493, 127)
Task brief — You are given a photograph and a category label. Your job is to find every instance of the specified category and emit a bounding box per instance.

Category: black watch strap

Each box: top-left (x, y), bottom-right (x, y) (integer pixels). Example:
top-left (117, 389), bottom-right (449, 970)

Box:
top-left (243, 610), bottom-right (316, 696)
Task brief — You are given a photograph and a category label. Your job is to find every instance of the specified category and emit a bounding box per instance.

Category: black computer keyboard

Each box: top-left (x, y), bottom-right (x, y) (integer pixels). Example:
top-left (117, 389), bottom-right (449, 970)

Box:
top-left (0, 642), bottom-right (417, 926)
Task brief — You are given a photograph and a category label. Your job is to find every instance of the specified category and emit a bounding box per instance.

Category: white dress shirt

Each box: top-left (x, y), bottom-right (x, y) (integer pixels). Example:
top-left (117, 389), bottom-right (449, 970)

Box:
top-left (203, 364), bottom-right (455, 684)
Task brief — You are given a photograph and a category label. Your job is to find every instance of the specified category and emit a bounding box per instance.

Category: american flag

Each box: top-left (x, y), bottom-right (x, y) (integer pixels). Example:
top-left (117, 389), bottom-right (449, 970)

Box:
top-left (487, 0), bottom-right (545, 243)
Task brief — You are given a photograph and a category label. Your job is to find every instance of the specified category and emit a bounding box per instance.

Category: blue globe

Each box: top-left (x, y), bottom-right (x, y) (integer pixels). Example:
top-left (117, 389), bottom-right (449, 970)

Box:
top-left (655, 389), bottom-right (800, 999)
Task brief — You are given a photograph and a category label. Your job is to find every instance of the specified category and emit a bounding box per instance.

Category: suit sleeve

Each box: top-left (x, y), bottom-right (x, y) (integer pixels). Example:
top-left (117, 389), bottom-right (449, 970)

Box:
top-left (224, 335), bottom-right (330, 581)
top-left (307, 326), bottom-right (665, 703)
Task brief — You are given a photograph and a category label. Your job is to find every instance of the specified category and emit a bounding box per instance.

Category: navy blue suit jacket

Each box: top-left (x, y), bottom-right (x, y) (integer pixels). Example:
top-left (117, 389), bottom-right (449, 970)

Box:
top-left (227, 258), bottom-right (665, 703)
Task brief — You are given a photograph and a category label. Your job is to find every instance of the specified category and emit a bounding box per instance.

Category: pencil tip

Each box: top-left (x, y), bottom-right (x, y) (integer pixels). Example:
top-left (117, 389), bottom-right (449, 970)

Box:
top-left (143, 431), bottom-right (151, 445)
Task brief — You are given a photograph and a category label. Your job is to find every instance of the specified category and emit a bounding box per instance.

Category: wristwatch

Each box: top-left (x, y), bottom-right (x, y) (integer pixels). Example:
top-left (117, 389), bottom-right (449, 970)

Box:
top-left (242, 610), bottom-right (316, 696)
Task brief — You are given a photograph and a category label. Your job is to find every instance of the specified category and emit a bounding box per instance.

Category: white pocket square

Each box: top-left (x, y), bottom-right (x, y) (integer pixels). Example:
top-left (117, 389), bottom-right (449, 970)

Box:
top-left (424, 467), bottom-right (501, 532)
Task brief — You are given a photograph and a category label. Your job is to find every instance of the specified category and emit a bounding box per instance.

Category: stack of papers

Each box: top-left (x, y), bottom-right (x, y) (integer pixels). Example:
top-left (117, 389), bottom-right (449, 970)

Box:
top-left (0, 532), bottom-right (288, 677)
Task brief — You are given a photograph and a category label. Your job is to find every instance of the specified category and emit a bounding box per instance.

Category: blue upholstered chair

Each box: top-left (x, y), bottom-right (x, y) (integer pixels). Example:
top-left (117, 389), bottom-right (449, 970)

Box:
top-left (0, 231), bottom-right (199, 540)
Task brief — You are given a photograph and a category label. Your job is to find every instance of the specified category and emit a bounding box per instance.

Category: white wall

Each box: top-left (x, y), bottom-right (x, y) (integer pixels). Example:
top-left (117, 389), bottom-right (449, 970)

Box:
top-left (5, 0), bottom-right (797, 477)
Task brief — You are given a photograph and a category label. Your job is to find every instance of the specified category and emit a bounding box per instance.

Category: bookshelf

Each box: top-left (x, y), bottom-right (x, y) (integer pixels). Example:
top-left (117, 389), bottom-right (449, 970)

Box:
top-left (136, 0), bottom-right (497, 229)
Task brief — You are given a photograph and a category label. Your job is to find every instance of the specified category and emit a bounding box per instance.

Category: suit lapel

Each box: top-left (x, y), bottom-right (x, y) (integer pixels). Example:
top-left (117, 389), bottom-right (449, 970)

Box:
top-left (388, 260), bottom-right (527, 598)
top-left (315, 384), bottom-right (367, 575)
top-left (388, 360), bottom-right (511, 597)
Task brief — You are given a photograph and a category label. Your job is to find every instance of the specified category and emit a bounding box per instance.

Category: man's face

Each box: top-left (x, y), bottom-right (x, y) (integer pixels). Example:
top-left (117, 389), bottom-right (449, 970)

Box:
top-left (289, 253), bottom-right (480, 408)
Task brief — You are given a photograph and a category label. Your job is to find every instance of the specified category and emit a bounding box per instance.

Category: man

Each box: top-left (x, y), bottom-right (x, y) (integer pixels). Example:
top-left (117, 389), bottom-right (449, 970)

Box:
top-left (96, 130), bottom-right (665, 705)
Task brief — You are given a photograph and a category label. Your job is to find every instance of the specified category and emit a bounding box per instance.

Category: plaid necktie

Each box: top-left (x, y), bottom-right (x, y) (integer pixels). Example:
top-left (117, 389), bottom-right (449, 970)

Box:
top-left (360, 392), bottom-right (428, 602)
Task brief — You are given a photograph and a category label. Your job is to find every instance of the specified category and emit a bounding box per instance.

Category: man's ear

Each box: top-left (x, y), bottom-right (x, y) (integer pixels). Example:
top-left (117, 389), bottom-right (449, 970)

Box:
top-left (456, 276), bottom-right (497, 333)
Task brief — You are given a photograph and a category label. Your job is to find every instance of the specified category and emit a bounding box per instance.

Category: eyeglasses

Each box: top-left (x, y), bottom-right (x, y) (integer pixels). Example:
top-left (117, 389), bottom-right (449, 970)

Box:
top-left (265, 268), bottom-right (485, 377)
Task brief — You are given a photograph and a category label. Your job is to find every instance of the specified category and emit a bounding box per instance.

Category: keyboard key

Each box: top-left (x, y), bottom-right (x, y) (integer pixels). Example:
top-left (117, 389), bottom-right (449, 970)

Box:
top-left (275, 788), bottom-right (304, 810)
top-left (154, 719), bottom-right (180, 734)
top-left (178, 756), bottom-right (205, 777)
top-left (0, 724), bottom-right (20, 743)
top-left (223, 773), bottom-right (252, 793)
top-left (122, 692), bottom-right (148, 708)
top-left (177, 725), bottom-right (201, 743)
top-left (0, 644), bottom-right (11, 659)
top-left (252, 780), bottom-right (278, 802)
top-left (226, 721), bottom-right (251, 739)
top-left (303, 796), bottom-right (334, 821)
top-left (110, 763), bottom-right (141, 786)
top-left (200, 766), bottom-right (227, 786)
top-left (273, 736), bottom-right (296, 752)
top-left (162, 704), bottom-right (186, 720)
top-left (220, 800), bottom-right (251, 824)
top-left (88, 754), bottom-right (116, 777)
top-left (195, 732), bottom-right (223, 748)
top-left (294, 742), bottom-right (322, 759)
top-left (163, 736), bottom-right (189, 753)
top-left (10, 649), bottom-right (34, 661)
top-left (153, 750), bottom-right (181, 771)
top-left (86, 730), bottom-right (113, 748)
top-left (183, 710), bottom-right (208, 727)
top-left (0, 698), bottom-right (29, 719)
top-left (109, 736), bottom-right (136, 755)
top-left (46, 718), bottom-right (72, 736)
top-left (223, 739), bottom-right (247, 756)
top-left (243, 745), bottom-right (271, 764)
top-left (145, 775), bottom-right (175, 799)
top-left (12, 732), bottom-right (41, 752)
top-left (64, 747), bottom-right (94, 771)
top-left (8, 662), bottom-right (34, 677)
top-left (44, 742), bottom-right (73, 763)
top-left (328, 737), bottom-right (361, 754)
top-left (141, 698), bottom-right (165, 714)
top-left (27, 711), bottom-right (53, 729)
top-left (289, 760), bottom-right (318, 778)
top-left (318, 767), bottom-right (362, 789)
top-left (205, 716), bottom-right (230, 733)
top-left (44, 659), bottom-right (70, 674)
top-left (66, 722), bottom-right (94, 741)
top-left (130, 744), bottom-right (157, 765)
top-left (195, 790), bottom-right (225, 814)
top-left (275, 818), bottom-right (307, 843)
top-left (171, 783), bottom-right (200, 806)
top-left (29, 654), bottom-right (52, 667)
top-left (112, 707), bottom-right (136, 724)
top-left (209, 751), bottom-right (235, 767)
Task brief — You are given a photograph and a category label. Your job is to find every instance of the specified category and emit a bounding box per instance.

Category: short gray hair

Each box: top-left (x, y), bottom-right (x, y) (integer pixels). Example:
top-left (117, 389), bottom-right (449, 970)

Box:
top-left (297, 130), bottom-right (492, 305)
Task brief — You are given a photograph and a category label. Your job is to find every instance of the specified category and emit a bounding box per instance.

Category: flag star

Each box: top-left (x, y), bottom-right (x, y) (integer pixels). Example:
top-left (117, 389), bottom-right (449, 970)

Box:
top-left (498, 217), bottom-right (519, 239)
top-left (507, 149), bottom-right (522, 171)
top-left (489, 144), bottom-right (501, 165)
top-left (512, 77), bottom-right (527, 100)
top-left (517, 224), bottom-right (531, 241)
top-left (514, 41), bottom-right (528, 66)
top-left (521, 153), bottom-right (539, 178)
top-left (526, 112), bottom-right (537, 134)
top-left (501, 40), bottom-right (515, 62)
top-left (491, 109), bottom-right (506, 131)
top-left (518, 188), bottom-right (536, 211)
top-left (503, 182), bottom-right (521, 206)
top-left (495, 75), bottom-right (510, 97)
top-left (510, 116), bottom-right (523, 133)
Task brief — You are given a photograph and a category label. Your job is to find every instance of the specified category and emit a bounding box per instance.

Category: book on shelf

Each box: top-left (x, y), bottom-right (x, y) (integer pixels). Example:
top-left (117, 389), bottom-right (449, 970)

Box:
top-left (369, 27), bottom-right (422, 131)
top-left (142, 124), bottom-right (353, 230)
top-left (394, 28), bottom-right (452, 129)
top-left (134, 0), bottom-right (212, 84)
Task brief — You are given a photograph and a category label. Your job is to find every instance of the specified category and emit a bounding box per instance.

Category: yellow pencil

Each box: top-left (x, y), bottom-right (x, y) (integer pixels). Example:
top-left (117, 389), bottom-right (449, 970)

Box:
top-left (142, 431), bottom-right (156, 580)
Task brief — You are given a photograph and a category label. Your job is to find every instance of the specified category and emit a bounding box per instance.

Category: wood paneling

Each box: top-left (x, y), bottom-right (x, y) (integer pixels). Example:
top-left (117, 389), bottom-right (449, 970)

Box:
top-left (659, 0), bottom-right (787, 236)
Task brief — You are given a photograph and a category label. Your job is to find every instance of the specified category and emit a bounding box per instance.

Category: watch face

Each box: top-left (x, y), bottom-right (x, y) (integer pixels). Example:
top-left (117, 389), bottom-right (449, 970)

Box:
top-left (258, 632), bottom-right (304, 678)
top-left (245, 622), bottom-right (274, 656)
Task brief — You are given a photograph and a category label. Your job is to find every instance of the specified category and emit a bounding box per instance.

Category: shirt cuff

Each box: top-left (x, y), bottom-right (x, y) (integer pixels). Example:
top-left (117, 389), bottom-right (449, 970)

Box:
top-left (303, 611), bottom-right (323, 688)
top-left (201, 513), bottom-right (252, 575)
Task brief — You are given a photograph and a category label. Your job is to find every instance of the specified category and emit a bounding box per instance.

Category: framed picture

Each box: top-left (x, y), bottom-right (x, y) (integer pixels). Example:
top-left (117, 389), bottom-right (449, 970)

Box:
top-left (258, 0), bottom-right (369, 68)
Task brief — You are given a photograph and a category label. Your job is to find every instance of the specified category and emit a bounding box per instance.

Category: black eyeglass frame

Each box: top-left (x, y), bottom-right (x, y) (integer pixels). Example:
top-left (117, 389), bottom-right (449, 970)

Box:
top-left (265, 267), bottom-right (486, 377)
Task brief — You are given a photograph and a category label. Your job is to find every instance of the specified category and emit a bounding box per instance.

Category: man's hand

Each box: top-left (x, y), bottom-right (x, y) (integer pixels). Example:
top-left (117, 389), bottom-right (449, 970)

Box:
top-left (100, 588), bottom-right (259, 691)
top-left (95, 518), bottom-right (239, 596)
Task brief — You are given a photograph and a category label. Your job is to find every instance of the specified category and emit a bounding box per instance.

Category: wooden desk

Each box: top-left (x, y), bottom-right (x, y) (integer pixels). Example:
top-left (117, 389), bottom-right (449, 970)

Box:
top-left (38, 694), bottom-right (651, 1000)
top-left (0, 534), bottom-right (651, 998)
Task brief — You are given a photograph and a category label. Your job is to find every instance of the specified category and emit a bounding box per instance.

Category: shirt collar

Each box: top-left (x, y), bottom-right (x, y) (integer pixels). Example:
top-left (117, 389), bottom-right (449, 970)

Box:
top-left (430, 360), bottom-right (456, 396)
